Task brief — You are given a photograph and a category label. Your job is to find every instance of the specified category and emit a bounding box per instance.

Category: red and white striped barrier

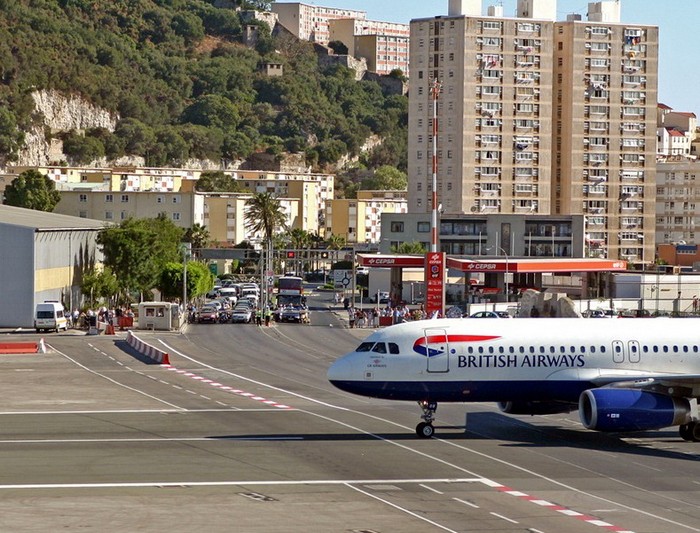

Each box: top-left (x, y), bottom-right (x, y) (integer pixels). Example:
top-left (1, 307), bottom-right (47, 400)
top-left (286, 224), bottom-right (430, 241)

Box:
top-left (126, 331), bottom-right (170, 365)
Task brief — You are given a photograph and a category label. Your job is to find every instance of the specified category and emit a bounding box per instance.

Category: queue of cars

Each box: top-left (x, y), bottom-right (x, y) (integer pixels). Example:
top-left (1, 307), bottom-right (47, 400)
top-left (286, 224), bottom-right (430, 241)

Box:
top-left (195, 282), bottom-right (259, 324)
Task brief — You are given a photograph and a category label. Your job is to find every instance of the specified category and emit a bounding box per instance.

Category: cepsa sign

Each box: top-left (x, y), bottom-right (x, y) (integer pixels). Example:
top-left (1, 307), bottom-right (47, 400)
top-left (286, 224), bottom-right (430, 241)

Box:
top-left (424, 252), bottom-right (445, 317)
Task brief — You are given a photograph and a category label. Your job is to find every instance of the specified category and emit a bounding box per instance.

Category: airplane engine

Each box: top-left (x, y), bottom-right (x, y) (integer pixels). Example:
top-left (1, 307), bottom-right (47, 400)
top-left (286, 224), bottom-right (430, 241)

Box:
top-left (497, 400), bottom-right (574, 415)
top-left (579, 389), bottom-right (691, 432)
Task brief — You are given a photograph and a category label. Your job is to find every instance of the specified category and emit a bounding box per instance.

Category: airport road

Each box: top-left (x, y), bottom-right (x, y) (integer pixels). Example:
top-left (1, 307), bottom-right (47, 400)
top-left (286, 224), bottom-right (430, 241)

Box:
top-left (0, 294), bottom-right (699, 532)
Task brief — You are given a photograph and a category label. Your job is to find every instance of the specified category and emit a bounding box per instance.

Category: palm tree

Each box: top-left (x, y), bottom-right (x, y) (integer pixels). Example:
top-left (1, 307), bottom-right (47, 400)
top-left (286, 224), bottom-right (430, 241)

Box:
top-left (244, 192), bottom-right (288, 244)
top-left (244, 193), bottom-right (288, 281)
top-left (183, 223), bottom-right (211, 256)
top-left (288, 228), bottom-right (313, 276)
top-left (391, 241), bottom-right (427, 254)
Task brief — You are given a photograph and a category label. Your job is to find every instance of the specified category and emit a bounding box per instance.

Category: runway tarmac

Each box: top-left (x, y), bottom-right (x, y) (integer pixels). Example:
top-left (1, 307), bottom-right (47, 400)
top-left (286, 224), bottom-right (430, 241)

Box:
top-left (0, 294), bottom-right (698, 532)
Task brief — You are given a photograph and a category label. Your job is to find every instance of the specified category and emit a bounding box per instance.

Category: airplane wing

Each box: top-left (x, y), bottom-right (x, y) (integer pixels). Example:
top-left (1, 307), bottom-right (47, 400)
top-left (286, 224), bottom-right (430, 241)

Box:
top-left (589, 371), bottom-right (700, 394)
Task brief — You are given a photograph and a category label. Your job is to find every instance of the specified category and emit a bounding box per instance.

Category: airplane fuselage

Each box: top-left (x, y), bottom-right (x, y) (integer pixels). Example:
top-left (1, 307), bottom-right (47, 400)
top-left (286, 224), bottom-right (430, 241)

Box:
top-left (327, 318), bottom-right (700, 438)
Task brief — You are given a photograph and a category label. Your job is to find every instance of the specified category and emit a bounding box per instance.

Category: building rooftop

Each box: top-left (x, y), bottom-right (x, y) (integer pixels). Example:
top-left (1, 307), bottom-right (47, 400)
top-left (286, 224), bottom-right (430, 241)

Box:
top-left (0, 204), bottom-right (106, 230)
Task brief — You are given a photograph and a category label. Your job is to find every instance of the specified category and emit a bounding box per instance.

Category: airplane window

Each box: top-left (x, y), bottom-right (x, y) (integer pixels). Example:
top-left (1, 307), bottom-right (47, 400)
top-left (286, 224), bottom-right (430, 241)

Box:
top-left (539, 346), bottom-right (546, 354)
top-left (672, 346), bottom-right (678, 353)
top-left (630, 345), bottom-right (637, 353)
top-left (529, 346), bottom-right (535, 353)
top-left (642, 346), bottom-right (648, 353)
top-left (694, 346), bottom-right (699, 353)
top-left (389, 343), bottom-right (400, 354)
top-left (478, 347), bottom-right (484, 354)
top-left (662, 346), bottom-right (669, 353)
top-left (356, 342), bottom-right (375, 352)
top-left (580, 346), bottom-right (586, 353)
top-left (498, 346), bottom-right (504, 354)
top-left (550, 346), bottom-right (556, 353)
top-left (372, 343), bottom-right (387, 354)
top-left (509, 346), bottom-right (515, 354)
top-left (614, 345), bottom-right (621, 353)
top-left (467, 347), bottom-right (474, 354)
top-left (600, 346), bottom-right (606, 353)
top-left (560, 346), bottom-right (565, 353)
top-left (488, 346), bottom-right (494, 354)
top-left (653, 346), bottom-right (658, 353)
top-left (570, 346), bottom-right (575, 353)
top-left (682, 345), bottom-right (688, 353)
top-left (519, 346), bottom-right (525, 353)
top-left (590, 346), bottom-right (596, 353)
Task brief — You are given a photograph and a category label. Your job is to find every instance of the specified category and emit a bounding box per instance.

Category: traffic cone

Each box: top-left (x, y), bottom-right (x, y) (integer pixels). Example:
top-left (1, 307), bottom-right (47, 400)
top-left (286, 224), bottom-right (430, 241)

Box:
top-left (105, 323), bottom-right (115, 335)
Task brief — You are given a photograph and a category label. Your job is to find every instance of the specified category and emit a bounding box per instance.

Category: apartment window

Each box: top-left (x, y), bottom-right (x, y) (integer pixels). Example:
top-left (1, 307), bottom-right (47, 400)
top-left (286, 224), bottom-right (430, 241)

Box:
top-left (172, 213), bottom-right (181, 221)
top-left (79, 194), bottom-right (87, 203)
top-left (391, 221), bottom-right (404, 232)
top-left (482, 21), bottom-right (502, 31)
top-left (105, 211), bottom-right (113, 220)
top-left (156, 196), bottom-right (164, 204)
top-left (417, 221), bottom-right (430, 233)
top-left (590, 58), bottom-right (609, 68)
top-left (105, 194), bottom-right (113, 203)
top-left (121, 194), bottom-right (129, 203)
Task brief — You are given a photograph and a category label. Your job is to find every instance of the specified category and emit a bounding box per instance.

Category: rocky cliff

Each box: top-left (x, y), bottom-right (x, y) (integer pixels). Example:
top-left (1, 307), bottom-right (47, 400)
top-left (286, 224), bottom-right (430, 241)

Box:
top-left (16, 90), bottom-right (120, 167)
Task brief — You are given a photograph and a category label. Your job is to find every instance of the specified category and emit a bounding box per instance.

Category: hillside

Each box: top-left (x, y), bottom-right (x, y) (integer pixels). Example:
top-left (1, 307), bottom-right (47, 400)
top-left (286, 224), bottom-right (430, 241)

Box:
top-left (0, 0), bottom-right (407, 173)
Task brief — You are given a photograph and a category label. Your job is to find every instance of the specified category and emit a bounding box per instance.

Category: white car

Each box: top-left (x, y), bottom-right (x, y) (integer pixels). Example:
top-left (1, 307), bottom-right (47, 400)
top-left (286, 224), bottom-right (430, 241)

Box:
top-left (231, 306), bottom-right (252, 323)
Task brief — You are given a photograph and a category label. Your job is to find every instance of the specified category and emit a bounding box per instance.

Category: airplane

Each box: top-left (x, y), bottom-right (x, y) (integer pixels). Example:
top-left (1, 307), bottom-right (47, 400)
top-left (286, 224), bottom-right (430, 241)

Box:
top-left (327, 317), bottom-right (700, 440)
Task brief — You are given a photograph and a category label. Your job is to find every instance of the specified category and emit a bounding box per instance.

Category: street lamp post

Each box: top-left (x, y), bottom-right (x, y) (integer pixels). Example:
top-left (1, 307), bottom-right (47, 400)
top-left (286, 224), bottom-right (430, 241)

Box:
top-left (181, 242), bottom-right (191, 313)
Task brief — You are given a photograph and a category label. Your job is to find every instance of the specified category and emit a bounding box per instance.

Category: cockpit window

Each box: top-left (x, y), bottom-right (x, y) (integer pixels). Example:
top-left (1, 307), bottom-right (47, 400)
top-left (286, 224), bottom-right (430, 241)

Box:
top-left (356, 342), bottom-right (375, 352)
top-left (372, 343), bottom-right (387, 354)
top-left (388, 343), bottom-right (399, 354)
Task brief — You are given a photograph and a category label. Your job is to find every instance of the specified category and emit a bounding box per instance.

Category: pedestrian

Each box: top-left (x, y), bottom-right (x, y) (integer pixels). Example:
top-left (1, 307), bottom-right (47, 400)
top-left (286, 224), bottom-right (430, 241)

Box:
top-left (265, 306), bottom-right (272, 327)
top-left (255, 307), bottom-right (263, 326)
top-left (348, 306), bottom-right (355, 328)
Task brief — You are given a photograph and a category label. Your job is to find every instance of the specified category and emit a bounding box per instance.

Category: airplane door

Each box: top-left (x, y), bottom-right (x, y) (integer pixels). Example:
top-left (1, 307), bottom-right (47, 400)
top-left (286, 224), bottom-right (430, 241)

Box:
top-left (424, 328), bottom-right (449, 373)
top-left (612, 340), bottom-right (625, 364)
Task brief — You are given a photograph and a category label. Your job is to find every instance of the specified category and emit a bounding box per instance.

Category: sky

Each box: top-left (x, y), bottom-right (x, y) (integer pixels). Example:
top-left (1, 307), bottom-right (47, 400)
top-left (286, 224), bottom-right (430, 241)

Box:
top-left (288, 0), bottom-right (697, 113)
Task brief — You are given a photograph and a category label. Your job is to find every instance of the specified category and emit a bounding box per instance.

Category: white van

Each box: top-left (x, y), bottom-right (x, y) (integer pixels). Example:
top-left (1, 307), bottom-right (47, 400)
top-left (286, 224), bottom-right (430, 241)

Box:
top-left (35, 301), bottom-right (68, 332)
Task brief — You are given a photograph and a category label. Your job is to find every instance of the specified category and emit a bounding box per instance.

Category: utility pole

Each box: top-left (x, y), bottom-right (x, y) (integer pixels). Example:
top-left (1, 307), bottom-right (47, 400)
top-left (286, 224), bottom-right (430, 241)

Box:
top-left (430, 78), bottom-right (441, 253)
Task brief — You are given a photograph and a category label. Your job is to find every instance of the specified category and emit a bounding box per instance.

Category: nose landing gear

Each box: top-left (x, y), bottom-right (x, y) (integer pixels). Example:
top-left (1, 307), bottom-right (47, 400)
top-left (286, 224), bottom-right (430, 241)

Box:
top-left (416, 401), bottom-right (438, 438)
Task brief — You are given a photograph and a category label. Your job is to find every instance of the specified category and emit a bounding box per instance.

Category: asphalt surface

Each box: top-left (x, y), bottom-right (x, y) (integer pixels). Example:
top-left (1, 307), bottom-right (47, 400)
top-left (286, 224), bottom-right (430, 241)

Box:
top-left (0, 293), bottom-right (699, 532)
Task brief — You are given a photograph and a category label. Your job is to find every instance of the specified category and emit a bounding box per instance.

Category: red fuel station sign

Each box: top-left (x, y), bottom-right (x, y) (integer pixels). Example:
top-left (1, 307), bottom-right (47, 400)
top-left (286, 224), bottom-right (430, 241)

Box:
top-left (424, 252), bottom-right (445, 317)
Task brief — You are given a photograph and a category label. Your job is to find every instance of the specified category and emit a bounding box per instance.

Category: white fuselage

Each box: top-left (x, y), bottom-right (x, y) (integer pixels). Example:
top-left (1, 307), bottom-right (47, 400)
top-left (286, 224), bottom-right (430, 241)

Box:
top-left (328, 318), bottom-right (700, 403)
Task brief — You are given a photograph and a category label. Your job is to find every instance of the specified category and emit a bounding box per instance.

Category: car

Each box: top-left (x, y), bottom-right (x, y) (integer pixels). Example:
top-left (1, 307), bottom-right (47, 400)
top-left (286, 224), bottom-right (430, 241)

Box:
top-left (370, 291), bottom-right (390, 304)
top-left (279, 305), bottom-right (308, 323)
top-left (470, 310), bottom-right (511, 318)
top-left (197, 306), bottom-right (219, 323)
top-left (230, 306), bottom-right (252, 323)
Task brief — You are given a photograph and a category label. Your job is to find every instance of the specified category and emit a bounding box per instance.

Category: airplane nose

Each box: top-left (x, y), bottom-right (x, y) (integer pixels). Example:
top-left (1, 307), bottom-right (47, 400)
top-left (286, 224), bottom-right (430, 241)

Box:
top-left (327, 353), bottom-right (356, 383)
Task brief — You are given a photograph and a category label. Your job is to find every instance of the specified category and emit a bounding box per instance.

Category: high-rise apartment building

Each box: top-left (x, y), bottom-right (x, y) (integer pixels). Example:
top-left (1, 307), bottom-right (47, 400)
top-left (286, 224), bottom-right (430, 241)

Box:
top-left (271, 2), bottom-right (366, 45)
top-left (407, 0), bottom-right (658, 263)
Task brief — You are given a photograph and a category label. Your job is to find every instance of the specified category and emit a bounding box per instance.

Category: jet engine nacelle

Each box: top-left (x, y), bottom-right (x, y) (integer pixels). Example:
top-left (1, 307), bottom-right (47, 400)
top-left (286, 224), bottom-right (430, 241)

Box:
top-left (579, 389), bottom-right (691, 432)
top-left (498, 400), bottom-right (574, 415)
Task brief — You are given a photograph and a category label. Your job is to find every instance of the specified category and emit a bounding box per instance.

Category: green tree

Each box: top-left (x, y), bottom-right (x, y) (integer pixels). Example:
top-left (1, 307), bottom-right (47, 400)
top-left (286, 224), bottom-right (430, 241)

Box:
top-left (62, 131), bottom-right (106, 165)
top-left (81, 266), bottom-right (119, 308)
top-left (391, 241), bottom-right (427, 254)
top-left (194, 171), bottom-right (243, 192)
top-left (0, 108), bottom-right (25, 161)
top-left (97, 216), bottom-right (184, 300)
top-left (362, 165), bottom-right (407, 190)
top-left (3, 169), bottom-right (61, 211)
top-left (159, 260), bottom-right (214, 302)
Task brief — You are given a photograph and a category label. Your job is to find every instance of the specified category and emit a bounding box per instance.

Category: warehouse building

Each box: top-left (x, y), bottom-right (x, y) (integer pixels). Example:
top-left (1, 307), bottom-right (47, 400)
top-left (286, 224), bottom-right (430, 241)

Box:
top-left (0, 205), bottom-right (105, 328)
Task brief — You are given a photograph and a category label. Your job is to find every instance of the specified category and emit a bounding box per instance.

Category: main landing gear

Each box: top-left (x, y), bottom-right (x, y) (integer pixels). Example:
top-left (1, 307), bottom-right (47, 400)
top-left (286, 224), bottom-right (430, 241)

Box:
top-left (679, 421), bottom-right (700, 442)
top-left (416, 401), bottom-right (438, 438)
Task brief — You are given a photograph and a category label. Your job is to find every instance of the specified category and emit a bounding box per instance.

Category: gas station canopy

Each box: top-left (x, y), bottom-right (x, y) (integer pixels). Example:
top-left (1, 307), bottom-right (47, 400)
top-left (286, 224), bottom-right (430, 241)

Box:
top-left (356, 254), bottom-right (627, 274)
